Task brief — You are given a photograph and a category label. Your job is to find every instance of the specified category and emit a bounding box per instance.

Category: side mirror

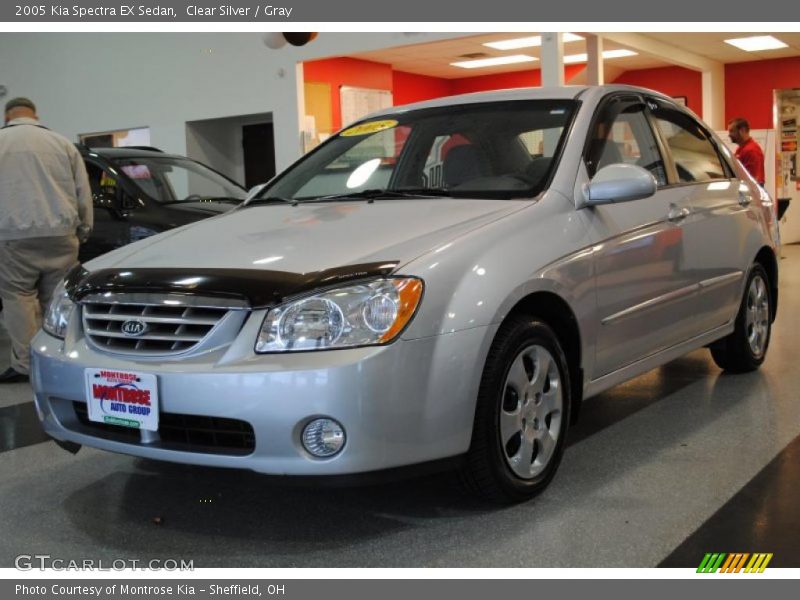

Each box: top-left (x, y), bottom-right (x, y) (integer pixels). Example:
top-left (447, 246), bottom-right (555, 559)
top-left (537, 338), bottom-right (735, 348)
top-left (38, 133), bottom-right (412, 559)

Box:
top-left (582, 164), bottom-right (657, 207)
top-left (246, 183), bottom-right (267, 201)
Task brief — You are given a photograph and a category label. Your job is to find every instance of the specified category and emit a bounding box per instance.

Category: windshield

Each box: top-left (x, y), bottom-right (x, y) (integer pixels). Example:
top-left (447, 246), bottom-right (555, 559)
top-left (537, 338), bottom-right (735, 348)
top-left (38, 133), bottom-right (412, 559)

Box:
top-left (257, 100), bottom-right (577, 202)
top-left (113, 156), bottom-right (247, 203)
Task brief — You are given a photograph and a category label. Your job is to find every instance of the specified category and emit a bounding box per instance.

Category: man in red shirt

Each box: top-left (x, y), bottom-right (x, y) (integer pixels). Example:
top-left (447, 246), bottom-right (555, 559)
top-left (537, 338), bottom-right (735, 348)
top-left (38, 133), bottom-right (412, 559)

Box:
top-left (728, 117), bottom-right (765, 185)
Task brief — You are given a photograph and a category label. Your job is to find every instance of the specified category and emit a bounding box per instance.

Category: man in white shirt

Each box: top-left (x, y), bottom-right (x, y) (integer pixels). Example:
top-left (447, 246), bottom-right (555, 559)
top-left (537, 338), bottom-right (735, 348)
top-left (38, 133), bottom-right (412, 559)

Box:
top-left (0, 97), bottom-right (92, 383)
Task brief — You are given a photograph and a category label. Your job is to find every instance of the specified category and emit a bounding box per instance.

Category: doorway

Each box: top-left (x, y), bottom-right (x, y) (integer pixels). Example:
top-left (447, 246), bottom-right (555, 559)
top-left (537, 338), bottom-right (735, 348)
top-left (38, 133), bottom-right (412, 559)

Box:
top-left (242, 123), bottom-right (276, 189)
top-left (185, 112), bottom-right (274, 188)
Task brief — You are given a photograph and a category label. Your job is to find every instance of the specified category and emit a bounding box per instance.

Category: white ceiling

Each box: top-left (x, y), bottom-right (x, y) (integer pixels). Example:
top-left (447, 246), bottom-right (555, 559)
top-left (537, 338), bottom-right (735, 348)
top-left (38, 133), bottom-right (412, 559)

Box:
top-left (349, 32), bottom-right (800, 80)
top-left (643, 32), bottom-right (800, 63)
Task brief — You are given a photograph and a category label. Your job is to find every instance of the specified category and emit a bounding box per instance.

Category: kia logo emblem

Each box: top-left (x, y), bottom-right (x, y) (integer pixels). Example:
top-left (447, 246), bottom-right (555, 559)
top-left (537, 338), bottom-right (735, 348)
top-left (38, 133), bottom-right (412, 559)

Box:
top-left (121, 319), bottom-right (148, 337)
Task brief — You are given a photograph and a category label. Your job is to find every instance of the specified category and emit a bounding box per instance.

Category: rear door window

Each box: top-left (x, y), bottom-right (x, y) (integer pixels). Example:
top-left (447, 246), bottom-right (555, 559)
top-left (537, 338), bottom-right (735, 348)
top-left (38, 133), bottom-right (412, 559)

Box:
top-left (649, 103), bottom-right (729, 183)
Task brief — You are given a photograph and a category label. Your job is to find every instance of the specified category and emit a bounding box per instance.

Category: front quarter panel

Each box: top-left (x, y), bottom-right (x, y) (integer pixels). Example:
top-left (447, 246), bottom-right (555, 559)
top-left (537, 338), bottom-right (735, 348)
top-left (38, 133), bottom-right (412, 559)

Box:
top-left (400, 190), bottom-right (596, 379)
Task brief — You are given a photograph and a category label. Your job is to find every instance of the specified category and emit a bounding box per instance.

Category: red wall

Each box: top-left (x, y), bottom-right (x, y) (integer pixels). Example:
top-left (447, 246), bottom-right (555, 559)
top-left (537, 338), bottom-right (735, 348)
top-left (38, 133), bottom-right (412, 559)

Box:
top-left (303, 57), bottom-right (394, 130)
top-left (450, 65), bottom-right (586, 95)
top-left (393, 68), bottom-right (587, 103)
top-left (305, 58), bottom-right (589, 124)
top-left (450, 69), bottom-right (543, 95)
top-left (726, 56), bottom-right (800, 130)
top-left (392, 71), bottom-right (453, 105)
top-left (307, 56), bottom-right (800, 133)
top-left (612, 66), bottom-right (702, 112)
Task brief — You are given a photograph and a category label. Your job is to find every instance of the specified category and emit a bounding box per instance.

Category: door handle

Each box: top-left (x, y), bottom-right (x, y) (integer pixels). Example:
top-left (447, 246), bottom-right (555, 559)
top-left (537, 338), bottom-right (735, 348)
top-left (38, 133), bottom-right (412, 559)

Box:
top-left (667, 205), bottom-right (691, 222)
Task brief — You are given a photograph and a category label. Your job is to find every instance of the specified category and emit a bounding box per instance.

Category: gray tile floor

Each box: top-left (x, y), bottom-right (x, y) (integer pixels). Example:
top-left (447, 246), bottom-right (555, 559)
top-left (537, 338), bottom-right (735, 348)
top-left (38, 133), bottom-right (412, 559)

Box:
top-left (1, 246), bottom-right (799, 567)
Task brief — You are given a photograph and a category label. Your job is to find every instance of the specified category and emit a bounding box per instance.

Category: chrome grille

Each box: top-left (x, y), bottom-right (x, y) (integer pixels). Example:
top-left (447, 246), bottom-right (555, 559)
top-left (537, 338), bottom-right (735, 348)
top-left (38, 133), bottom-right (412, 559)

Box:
top-left (80, 293), bottom-right (241, 355)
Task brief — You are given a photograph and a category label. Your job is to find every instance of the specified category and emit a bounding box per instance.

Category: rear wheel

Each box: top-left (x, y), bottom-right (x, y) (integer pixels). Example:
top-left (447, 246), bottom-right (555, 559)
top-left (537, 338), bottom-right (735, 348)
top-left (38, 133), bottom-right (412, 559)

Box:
top-left (460, 316), bottom-right (571, 503)
top-left (710, 264), bottom-right (771, 373)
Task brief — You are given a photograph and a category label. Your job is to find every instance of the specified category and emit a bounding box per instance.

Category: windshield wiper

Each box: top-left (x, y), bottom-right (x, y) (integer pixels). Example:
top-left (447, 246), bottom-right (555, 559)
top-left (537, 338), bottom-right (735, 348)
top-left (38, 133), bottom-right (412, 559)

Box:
top-left (309, 188), bottom-right (453, 202)
top-left (394, 187), bottom-right (453, 197)
top-left (244, 188), bottom-right (453, 207)
top-left (161, 196), bottom-right (244, 205)
top-left (195, 197), bottom-right (244, 204)
top-left (244, 196), bottom-right (298, 206)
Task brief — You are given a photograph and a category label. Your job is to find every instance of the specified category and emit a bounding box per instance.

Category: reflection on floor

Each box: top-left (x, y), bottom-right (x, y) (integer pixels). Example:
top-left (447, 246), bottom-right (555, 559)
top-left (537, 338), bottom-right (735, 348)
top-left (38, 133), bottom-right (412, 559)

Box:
top-left (660, 432), bottom-right (800, 568)
top-left (1, 247), bottom-right (799, 568)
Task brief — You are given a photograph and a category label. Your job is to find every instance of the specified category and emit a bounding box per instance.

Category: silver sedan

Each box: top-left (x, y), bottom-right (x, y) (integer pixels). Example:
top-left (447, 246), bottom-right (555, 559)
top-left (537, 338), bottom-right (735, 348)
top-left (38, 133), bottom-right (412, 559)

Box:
top-left (32, 85), bottom-right (779, 503)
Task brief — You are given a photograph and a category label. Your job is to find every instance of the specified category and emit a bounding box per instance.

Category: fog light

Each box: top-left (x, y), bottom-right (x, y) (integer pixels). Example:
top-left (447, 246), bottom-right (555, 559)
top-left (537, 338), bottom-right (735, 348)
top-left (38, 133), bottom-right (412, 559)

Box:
top-left (302, 418), bottom-right (345, 457)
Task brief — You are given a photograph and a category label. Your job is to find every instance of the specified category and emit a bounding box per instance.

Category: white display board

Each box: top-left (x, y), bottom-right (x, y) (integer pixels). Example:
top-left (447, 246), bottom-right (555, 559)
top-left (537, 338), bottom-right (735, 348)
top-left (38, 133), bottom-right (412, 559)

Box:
top-left (339, 86), bottom-right (393, 128)
top-left (775, 93), bottom-right (800, 244)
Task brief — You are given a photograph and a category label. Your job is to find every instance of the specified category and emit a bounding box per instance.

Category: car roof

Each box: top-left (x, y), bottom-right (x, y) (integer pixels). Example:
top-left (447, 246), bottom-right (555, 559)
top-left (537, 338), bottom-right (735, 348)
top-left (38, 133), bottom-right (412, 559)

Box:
top-left (360, 84), bottom-right (677, 120)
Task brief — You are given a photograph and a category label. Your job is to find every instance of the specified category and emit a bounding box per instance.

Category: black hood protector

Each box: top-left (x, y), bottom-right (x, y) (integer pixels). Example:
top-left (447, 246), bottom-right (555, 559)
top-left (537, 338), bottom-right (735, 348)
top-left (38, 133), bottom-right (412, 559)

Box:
top-left (65, 262), bottom-right (400, 309)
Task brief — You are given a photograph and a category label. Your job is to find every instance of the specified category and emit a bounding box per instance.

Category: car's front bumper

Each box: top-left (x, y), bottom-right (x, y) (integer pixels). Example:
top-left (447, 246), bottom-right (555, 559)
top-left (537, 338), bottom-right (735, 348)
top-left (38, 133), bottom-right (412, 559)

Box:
top-left (31, 325), bottom-right (492, 476)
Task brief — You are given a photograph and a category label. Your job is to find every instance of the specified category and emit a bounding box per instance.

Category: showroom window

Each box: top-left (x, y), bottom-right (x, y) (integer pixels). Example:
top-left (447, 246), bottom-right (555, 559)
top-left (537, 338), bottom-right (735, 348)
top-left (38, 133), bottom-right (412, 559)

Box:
top-left (650, 105), bottom-right (728, 183)
top-left (586, 99), bottom-right (667, 186)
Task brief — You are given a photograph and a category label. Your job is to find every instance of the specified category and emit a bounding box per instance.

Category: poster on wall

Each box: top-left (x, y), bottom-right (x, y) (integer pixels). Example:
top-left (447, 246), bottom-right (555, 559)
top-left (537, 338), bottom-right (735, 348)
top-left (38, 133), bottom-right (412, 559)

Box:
top-left (340, 86), bottom-right (393, 128)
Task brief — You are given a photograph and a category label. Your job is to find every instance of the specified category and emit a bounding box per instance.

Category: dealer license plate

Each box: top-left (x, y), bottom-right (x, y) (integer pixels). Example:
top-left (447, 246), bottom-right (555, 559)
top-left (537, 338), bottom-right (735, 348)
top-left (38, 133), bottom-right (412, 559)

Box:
top-left (84, 368), bottom-right (159, 431)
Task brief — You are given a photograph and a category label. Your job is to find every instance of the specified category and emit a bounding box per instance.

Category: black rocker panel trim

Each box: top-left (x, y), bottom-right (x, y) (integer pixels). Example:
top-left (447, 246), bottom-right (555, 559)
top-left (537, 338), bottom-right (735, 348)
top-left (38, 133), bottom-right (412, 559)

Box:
top-left (65, 262), bottom-right (400, 309)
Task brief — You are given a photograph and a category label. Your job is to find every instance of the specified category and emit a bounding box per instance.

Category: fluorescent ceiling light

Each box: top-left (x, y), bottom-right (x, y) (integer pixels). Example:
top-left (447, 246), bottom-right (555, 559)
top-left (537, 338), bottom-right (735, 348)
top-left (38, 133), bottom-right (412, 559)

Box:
top-left (563, 49), bottom-right (637, 64)
top-left (483, 33), bottom-right (584, 50)
top-left (451, 55), bottom-right (538, 69)
top-left (724, 35), bottom-right (788, 52)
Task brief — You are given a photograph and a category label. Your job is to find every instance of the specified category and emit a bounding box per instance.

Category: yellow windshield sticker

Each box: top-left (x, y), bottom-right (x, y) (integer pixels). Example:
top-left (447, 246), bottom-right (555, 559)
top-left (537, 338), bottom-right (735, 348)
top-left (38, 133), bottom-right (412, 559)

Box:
top-left (340, 119), bottom-right (398, 137)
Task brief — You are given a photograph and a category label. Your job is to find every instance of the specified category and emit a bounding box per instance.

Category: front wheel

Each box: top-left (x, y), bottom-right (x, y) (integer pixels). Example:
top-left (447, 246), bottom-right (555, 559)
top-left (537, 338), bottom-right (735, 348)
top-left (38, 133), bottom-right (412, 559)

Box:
top-left (710, 264), bottom-right (772, 373)
top-left (460, 316), bottom-right (571, 503)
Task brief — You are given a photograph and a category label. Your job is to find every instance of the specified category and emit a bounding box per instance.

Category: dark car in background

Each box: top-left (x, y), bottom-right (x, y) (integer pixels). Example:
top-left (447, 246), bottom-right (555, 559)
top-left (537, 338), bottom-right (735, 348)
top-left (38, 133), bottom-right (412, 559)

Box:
top-left (79, 146), bottom-right (247, 262)
top-left (0, 147), bottom-right (246, 313)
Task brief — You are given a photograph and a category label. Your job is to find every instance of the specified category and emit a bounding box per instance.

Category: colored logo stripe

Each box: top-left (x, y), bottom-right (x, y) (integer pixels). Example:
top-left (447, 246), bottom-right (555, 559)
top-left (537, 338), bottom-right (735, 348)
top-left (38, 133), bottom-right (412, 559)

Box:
top-left (745, 553), bottom-right (773, 573)
top-left (697, 553), bottom-right (726, 573)
top-left (697, 553), bottom-right (773, 573)
top-left (720, 553), bottom-right (750, 573)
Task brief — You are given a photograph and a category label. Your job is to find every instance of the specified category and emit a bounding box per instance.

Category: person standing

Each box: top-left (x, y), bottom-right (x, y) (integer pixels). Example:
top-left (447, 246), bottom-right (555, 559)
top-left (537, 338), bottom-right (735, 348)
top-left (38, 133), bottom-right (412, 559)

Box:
top-left (728, 117), bottom-right (765, 185)
top-left (0, 97), bottom-right (92, 383)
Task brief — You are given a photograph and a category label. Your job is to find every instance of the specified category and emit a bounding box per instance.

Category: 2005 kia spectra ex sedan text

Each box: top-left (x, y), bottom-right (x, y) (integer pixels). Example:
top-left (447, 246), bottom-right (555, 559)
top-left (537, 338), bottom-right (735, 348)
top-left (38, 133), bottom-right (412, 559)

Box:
top-left (31, 85), bottom-right (779, 503)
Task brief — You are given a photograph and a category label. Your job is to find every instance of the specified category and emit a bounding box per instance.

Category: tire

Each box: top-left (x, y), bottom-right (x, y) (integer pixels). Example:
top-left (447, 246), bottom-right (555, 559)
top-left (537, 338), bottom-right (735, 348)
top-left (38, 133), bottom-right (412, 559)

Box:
top-left (710, 263), bottom-right (772, 373)
top-left (460, 316), bottom-right (572, 504)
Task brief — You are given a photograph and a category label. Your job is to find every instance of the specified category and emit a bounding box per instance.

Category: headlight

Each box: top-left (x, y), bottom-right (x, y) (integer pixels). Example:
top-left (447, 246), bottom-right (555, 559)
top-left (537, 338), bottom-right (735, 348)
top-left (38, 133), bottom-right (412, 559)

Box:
top-left (256, 278), bottom-right (423, 353)
top-left (43, 280), bottom-right (75, 339)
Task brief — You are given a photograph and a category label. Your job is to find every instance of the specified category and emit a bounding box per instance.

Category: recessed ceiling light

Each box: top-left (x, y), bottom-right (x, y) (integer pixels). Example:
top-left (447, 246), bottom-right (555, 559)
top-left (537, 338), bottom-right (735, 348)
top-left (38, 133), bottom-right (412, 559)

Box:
top-left (563, 49), bottom-right (637, 64)
top-left (451, 55), bottom-right (539, 69)
top-left (724, 35), bottom-right (788, 52)
top-left (483, 33), bottom-right (584, 50)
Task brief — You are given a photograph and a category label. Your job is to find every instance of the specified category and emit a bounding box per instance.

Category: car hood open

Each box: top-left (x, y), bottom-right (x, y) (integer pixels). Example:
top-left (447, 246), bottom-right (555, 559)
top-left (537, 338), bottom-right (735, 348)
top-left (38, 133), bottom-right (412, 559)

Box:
top-left (85, 198), bottom-right (529, 274)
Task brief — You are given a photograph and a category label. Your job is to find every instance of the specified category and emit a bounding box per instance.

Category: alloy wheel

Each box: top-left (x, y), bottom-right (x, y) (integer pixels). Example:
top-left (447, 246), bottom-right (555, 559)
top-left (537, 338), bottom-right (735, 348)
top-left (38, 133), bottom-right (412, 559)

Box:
top-left (745, 274), bottom-right (770, 358)
top-left (500, 344), bottom-right (563, 479)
